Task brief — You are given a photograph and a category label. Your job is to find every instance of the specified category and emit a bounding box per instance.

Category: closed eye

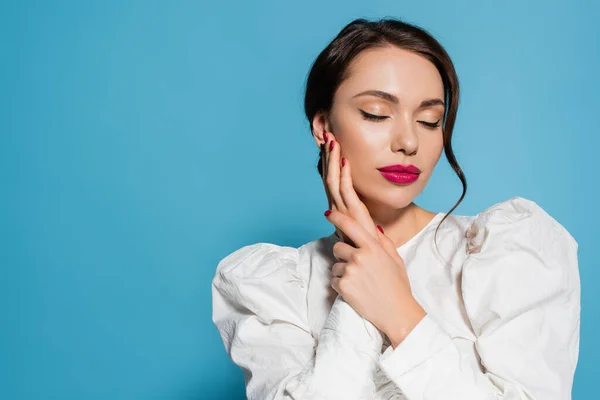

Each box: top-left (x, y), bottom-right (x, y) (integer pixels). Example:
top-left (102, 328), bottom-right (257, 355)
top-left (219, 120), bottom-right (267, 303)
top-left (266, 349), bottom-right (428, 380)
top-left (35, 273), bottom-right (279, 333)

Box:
top-left (418, 119), bottom-right (441, 129)
top-left (361, 110), bottom-right (441, 129)
top-left (359, 110), bottom-right (388, 122)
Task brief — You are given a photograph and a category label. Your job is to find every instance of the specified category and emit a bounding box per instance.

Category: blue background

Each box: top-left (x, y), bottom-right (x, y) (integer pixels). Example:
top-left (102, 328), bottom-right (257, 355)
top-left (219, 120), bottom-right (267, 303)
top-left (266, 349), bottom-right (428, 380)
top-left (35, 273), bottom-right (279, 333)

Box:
top-left (1, 0), bottom-right (598, 398)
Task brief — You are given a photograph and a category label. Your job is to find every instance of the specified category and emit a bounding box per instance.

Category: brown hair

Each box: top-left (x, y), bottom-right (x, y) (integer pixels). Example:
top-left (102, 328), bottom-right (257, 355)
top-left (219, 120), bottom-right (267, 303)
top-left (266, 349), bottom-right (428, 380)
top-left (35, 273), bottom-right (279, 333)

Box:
top-left (303, 17), bottom-right (466, 250)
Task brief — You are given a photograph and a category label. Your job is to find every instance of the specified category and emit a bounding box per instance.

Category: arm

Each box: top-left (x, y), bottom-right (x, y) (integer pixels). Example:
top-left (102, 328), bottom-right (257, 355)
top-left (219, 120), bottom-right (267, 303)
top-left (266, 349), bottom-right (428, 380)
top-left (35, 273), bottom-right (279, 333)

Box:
top-left (212, 243), bottom-right (383, 400)
top-left (377, 198), bottom-right (580, 399)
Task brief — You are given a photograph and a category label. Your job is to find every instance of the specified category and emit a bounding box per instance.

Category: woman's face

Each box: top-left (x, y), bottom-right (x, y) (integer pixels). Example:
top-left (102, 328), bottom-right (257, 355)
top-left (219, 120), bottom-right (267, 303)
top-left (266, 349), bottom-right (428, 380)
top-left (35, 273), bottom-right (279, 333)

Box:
top-left (317, 45), bottom-right (445, 211)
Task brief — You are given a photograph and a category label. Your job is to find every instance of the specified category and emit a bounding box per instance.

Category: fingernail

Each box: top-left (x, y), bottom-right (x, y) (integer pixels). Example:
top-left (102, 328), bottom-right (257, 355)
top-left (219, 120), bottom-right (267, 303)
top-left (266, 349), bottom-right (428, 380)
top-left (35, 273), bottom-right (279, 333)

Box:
top-left (376, 225), bottom-right (384, 233)
top-left (329, 140), bottom-right (334, 151)
top-left (341, 157), bottom-right (346, 167)
top-left (324, 210), bottom-right (332, 217)
top-left (324, 131), bottom-right (329, 144)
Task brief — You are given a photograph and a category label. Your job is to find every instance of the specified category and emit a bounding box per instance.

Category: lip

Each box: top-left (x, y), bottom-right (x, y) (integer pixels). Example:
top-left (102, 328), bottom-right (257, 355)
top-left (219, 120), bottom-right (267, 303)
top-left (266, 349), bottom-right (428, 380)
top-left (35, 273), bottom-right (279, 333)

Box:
top-left (377, 164), bottom-right (421, 184)
top-left (377, 164), bottom-right (421, 174)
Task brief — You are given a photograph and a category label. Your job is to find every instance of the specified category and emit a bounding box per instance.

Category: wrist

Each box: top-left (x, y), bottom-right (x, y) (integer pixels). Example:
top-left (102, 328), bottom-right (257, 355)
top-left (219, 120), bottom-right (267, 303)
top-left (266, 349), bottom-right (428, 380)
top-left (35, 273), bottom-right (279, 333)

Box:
top-left (384, 302), bottom-right (427, 348)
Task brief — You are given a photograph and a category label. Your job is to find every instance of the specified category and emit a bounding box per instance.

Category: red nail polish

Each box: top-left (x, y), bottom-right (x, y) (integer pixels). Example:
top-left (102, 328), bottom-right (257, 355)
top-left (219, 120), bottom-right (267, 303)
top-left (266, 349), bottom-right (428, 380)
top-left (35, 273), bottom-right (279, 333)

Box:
top-left (324, 210), bottom-right (332, 217)
top-left (329, 140), bottom-right (334, 151)
top-left (341, 157), bottom-right (346, 167)
top-left (377, 225), bottom-right (384, 233)
top-left (324, 131), bottom-right (329, 144)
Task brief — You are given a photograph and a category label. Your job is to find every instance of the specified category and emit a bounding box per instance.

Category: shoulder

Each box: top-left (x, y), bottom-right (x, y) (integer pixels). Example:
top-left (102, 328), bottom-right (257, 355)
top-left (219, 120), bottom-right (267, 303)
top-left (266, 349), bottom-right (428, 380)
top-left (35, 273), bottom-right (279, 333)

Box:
top-left (464, 196), bottom-right (578, 256)
top-left (460, 196), bottom-right (580, 324)
top-left (212, 242), bottom-right (303, 302)
top-left (215, 242), bottom-right (300, 279)
top-left (213, 234), bottom-right (333, 282)
top-left (212, 236), bottom-right (331, 329)
top-left (212, 234), bottom-right (334, 303)
top-left (459, 197), bottom-right (581, 374)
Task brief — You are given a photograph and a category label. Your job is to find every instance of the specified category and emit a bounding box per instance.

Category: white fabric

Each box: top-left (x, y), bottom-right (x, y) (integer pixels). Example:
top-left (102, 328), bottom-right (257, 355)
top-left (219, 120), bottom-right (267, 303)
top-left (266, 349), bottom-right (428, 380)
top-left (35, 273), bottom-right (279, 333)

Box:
top-left (212, 196), bottom-right (580, 399)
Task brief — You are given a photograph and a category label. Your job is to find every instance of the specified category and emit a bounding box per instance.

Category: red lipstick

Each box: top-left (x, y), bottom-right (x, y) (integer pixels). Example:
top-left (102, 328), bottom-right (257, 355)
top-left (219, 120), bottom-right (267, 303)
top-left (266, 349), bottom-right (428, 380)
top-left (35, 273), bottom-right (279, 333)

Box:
top-left (377, 164), bottom-right (421, 184)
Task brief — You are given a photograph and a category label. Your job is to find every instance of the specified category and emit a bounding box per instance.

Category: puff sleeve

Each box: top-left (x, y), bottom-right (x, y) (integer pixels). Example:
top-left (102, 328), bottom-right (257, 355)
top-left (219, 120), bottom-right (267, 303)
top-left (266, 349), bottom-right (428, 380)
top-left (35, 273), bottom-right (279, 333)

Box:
top-left (377, 197), bottom-right (581, 399)
top-left (212, 242), bottom-right (383, 400)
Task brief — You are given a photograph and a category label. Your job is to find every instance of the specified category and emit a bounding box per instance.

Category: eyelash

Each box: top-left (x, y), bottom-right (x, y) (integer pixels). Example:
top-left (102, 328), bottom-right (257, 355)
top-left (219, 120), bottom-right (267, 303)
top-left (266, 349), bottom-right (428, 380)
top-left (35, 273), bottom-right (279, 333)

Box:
top-left (359, 110), bottom-right (441, 129)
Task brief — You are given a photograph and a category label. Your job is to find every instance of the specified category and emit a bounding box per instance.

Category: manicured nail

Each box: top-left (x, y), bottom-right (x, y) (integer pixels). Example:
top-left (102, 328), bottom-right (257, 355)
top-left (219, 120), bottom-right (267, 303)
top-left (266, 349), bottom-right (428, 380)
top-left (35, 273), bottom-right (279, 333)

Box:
top-left (324, 210), bottom-right (332, 217)
top-left (329, 140), bottom-right (334, 151)
top-left (376, 225), bottom-right (384, 233)
top-left (324, 131), bottom-right (329, 144)
top-left (341, 157), bottom-right (346, 167)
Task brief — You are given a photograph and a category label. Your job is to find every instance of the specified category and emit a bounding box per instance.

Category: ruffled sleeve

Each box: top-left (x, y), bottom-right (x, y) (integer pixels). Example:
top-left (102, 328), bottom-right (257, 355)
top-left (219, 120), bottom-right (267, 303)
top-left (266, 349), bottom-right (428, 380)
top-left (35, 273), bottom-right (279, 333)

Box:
top-left (377, 196), bottom-right (580, 399)
top-left (212, 242), bottom-right (383, 400)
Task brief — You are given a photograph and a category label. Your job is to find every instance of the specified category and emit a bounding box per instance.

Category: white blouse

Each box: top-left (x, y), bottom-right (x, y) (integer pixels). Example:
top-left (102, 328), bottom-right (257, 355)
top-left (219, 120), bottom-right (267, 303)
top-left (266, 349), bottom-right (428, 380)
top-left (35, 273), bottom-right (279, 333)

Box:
top-left (211, 196), bottom-right (580, 399)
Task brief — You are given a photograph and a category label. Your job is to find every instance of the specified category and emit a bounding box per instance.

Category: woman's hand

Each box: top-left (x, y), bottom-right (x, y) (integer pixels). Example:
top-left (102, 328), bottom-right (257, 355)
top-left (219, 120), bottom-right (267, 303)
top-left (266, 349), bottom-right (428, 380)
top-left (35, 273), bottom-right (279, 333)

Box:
top-left (320, 131), bottom-right (380, 245)
top-left (325, 207), bottom-right (426, 346)
top-left (321, 131), bottom-right (426, 345)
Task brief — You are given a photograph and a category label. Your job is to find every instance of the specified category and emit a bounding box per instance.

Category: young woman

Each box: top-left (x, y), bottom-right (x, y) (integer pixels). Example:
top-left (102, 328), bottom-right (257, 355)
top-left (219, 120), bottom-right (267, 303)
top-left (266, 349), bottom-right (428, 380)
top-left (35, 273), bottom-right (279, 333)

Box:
top-left (212, 17), bottom-right (580, 400)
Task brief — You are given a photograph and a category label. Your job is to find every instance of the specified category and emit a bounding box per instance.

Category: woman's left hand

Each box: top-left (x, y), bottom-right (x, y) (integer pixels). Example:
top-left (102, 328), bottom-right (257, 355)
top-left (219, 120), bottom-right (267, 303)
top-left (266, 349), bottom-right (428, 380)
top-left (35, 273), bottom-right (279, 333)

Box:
top-left (323, 151), bottom-right (426, 345)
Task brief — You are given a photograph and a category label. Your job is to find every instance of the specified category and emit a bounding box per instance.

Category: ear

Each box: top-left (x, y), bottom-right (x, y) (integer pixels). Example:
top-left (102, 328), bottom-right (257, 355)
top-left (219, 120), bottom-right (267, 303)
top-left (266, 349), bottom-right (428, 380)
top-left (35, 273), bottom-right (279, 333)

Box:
top-left (311, 111), bottom-right (331, 148)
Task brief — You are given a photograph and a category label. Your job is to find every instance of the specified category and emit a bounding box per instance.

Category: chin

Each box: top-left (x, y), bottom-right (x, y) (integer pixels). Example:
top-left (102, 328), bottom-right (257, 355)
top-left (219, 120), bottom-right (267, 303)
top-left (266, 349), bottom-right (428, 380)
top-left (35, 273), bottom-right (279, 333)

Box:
top-left (378, 194), bottom-right (416, 209)
top-left (357, 187), bottom-right (417, 210)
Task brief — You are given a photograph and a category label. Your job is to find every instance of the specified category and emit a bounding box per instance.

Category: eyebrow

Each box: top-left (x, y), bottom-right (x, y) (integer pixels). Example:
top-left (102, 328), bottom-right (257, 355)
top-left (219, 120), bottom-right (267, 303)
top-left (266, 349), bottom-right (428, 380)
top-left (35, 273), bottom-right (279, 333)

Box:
top-left (352, 90), bottom-right (445, 109)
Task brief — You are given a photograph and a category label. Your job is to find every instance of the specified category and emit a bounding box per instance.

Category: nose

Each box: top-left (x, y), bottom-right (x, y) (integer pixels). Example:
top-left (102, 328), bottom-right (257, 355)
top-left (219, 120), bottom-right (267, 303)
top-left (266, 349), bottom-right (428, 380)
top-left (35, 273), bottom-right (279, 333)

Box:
top-left (390, 116), bottom-right (418, 156)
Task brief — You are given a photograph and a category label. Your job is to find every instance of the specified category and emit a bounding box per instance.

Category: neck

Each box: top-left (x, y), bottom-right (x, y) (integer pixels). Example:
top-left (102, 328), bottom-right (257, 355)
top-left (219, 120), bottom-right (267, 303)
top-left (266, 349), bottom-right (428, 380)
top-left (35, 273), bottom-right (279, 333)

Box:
top-left (358, 195), bottom-right (435, 249)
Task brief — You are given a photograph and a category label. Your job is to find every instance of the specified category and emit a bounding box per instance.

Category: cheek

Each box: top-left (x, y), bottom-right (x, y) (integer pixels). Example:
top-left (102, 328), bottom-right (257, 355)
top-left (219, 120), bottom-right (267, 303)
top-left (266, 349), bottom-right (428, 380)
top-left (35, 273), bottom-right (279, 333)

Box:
top-left (420, 134), bottom-right (444, 166)
top-left (340, 137), bottom-right (382, 174)
top-left (336, 127), bottom-right (381, 160)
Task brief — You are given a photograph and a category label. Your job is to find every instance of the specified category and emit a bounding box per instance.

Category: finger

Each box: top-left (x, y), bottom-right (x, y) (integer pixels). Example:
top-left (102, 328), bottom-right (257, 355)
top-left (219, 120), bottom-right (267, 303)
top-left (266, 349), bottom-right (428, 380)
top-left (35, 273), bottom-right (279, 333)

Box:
top-left (332, 240), bottom-right (355, 262)
top-left (325, 134), bottom-right (347, 214)
top-left (339, 159), bottom-right (379, 238)
top-left (375, 227), bottom-right (403, 263)
top-left (331, 276), bottom-right (341, 294)
top-left (325, 209), bottom-right (376, 250)
top-left (339, 231), bottom-right (354, 247)
top-left (331, 261), bottom-right (346, 278)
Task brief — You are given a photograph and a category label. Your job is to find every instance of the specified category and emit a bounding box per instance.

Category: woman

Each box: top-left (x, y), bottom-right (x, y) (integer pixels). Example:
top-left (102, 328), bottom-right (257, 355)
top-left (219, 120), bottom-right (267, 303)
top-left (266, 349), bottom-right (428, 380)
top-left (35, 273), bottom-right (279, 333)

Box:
top-left (212, 17), bottom-right (580, 400)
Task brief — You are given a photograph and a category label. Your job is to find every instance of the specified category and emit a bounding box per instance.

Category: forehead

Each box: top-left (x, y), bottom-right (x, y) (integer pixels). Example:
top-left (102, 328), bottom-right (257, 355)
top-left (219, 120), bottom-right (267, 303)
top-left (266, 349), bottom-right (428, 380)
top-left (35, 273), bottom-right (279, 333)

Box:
top-left (336, 46), bottom-right (444, 104)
